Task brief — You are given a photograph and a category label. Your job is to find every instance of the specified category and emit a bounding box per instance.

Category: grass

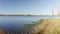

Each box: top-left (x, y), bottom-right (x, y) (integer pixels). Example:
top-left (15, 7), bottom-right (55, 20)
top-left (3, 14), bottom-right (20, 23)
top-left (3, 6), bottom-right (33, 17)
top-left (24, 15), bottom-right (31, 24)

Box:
top-left (30, 18), bottom-right (60, 34)
top-left (39, 19), bottom-right (44, 24)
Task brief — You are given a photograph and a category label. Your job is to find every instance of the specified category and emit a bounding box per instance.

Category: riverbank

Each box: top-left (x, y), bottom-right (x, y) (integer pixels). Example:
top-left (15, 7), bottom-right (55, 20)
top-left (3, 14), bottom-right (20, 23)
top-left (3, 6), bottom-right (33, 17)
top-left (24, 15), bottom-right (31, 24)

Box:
top-left (30, 18), bottom-right (60, 34)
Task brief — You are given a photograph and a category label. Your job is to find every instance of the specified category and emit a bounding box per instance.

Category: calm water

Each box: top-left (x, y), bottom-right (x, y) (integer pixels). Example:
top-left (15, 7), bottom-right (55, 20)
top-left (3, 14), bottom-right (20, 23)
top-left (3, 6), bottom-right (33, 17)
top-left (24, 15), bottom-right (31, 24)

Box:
top-left (0, 16), bottom-right (60, 30)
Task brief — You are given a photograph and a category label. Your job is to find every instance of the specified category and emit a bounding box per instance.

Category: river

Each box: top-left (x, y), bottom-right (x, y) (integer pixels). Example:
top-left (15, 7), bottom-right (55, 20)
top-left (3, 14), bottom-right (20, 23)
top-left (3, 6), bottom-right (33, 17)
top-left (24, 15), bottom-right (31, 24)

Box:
top-left (0, 16), bottom-right (60, 33)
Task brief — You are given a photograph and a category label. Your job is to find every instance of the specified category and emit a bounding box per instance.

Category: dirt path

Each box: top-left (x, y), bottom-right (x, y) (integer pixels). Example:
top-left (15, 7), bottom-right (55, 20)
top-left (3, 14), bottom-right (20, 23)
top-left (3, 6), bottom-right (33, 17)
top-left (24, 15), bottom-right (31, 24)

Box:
top-left (30, 18), bottom-right (60, 34)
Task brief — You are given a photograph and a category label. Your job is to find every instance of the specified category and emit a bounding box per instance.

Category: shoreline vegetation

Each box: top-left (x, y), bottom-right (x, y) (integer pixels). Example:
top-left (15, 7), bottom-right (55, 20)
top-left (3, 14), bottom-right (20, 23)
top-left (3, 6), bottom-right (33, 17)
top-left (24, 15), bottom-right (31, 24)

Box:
top-left (30, 18), bottom-right (60, 34)
top-left (20, 18), bottom-right (60, 34)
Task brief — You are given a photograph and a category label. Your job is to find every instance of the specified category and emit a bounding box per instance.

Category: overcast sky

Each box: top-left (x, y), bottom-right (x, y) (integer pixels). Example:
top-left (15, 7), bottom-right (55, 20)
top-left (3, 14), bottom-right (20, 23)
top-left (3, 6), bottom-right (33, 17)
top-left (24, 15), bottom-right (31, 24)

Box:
top-left (0, 0), bottom-right (59, 15)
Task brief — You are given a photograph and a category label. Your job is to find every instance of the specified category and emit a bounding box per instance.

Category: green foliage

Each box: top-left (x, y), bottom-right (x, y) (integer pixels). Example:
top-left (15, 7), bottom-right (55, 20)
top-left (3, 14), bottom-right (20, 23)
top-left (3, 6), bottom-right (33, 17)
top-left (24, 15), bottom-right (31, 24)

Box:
top-left (23, 24), bottom-right (36, 30)
top-left (39, 19), bottom-right (44, 24)
top-left (19, 23), bottom-right (36, 34)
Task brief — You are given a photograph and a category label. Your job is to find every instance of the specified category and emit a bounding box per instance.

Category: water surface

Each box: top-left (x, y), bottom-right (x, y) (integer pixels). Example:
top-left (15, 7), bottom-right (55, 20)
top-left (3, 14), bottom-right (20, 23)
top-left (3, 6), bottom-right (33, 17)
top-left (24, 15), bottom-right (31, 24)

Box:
top-left (0, 16), bottom-right (60, 30)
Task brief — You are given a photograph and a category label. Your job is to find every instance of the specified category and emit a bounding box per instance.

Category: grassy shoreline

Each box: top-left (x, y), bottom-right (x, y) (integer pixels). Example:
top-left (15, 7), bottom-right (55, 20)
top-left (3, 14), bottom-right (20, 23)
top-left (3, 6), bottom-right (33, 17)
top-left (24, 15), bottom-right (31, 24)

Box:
top-left (30, 18), bottom-right (60, 34)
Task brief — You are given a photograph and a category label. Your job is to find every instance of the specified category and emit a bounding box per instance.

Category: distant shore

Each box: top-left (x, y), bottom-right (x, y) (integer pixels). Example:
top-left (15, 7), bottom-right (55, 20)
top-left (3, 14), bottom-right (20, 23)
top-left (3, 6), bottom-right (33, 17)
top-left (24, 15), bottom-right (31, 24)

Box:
top-left (0, 14), bottom-right (53, 16)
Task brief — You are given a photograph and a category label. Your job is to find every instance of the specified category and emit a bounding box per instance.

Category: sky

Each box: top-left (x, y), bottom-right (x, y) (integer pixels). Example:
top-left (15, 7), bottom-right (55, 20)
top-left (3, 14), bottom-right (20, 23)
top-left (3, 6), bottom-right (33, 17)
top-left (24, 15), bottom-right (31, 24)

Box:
top-left (0, 0), bottom-right (59, 15)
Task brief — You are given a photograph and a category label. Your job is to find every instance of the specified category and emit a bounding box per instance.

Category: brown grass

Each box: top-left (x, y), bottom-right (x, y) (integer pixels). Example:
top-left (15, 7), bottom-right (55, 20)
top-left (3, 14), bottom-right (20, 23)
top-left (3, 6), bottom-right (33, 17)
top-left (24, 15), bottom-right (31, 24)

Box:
top-left (30, 18), bottom-right (60, 34)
